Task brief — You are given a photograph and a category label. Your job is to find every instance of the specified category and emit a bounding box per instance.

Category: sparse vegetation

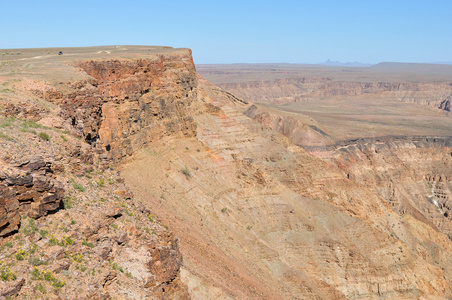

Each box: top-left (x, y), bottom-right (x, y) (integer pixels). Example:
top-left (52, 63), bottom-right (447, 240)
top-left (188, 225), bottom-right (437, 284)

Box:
top-left (21, 217), bottom-right (38, 236)
top-left (97, 178), bottom-right (105, 187)
top-left (72, 183), bottom-right (85, 192)
top-left (34, 283), bottom-right (47, 293)
top-left (0, 262), bottom-right (17, 281)
top-left (38, 132), bottom-right (50, 141)
top-left (15, 249), bottom-right (27, 261)
top-left (63, 196), bottom-right (74, 209)
top-left (31, 267), bottom-right (65, 288)
top-left (82, 239), bottom-right (95, 248)
top-left (29, 257), bottom-right (48, 266)
top-left (112, 262), bottom-right (124, 273)
top-left (181, 167), bottom-right (191, 178)
top-left (48, 235), bottom-right (73, 247)
top-left (0, 133), bottom-right (13, 141)
top-left (147, 214), bottom-right (154, 222)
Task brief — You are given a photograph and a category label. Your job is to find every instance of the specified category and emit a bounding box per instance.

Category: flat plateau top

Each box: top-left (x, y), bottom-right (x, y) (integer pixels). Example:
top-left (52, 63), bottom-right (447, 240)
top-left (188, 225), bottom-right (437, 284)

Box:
top-left (0, 45), bottom-right (189, 62)
top-left (197, 62), bottom-right (452, 83)
top-left (0, 45), bottom-right (190, 83)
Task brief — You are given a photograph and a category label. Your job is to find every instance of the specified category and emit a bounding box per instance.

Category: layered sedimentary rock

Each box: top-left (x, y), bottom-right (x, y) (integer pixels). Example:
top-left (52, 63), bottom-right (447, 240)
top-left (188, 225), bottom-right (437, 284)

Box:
top-left (313, 136), bottom-right (452, 239)
top-left (57, 52), bottom-right (197, 162)
top-left (0, 158), bottom-right (64, 237)
top-left (244, 104), bottom-right (335, 146)
top-left (120, 79), bottom-right (452, 299)
top-left (216, 77), bottom-right (452, 112)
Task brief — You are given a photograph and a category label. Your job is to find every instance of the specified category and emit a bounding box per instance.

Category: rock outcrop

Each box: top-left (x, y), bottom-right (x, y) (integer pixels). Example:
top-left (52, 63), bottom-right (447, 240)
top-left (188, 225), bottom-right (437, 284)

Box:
top-left (57, 53), bottom-right (197, 162)
top-left (0, 158), bottom-right (64, 237)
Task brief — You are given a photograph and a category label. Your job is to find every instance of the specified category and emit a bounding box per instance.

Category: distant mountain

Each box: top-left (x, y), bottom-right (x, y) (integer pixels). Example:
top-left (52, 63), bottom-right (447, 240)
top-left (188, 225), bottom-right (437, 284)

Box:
top-left (320, 59), bottom-right (373, 67)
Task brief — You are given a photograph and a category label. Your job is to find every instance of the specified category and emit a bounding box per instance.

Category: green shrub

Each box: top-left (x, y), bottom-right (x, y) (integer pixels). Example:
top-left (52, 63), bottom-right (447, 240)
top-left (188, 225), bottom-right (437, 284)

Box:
top-left (82, 239), bottom-right (94, 248)
top-left (38, 132), bottom-right (50, 141)
top-left (39, 229), bottom-right (48, 238)
top-left (34, 283), bottom-right (47, 293)
top-left (15, 249), bottom-right (27, 260)
top-left (147, 214), bottom-right (154, 222)
top-left (63, 196), bottom-right (73, 209)
top-left (181, 167), bottom-right (191, 178)
top-left (58, 236), bottom-right (73, 246)
top-left (22, 120), bottom-right (49, 129)
top-left (0, 133), bottom-right (13, 141)
top-left (72, 183), bottom-right (85, 192)
top-left (21, 217), bottom-right (38, 236)
top-left (48, 236), bottom-right (58, 246)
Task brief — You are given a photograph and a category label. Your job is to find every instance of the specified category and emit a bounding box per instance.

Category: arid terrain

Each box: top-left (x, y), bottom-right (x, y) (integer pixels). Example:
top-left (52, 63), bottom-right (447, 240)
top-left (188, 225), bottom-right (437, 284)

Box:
top-left (198, 63), bottom-right (452, 142)
top-left (0, 46), bottom-right (452, 299)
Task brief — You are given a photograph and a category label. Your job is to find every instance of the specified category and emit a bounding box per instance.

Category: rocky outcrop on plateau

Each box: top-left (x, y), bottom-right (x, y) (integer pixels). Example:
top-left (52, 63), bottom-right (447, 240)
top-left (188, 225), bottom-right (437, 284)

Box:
top-left (56, 53), bottom-right (197, 162)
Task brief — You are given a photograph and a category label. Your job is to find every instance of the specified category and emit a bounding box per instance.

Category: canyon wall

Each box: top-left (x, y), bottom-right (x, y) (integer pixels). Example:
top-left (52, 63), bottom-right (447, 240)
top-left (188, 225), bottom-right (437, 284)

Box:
top-left (217, 77), bottom-right (452, 112)
top-left (58, 52), bottom-right (198, 162)
top-left (320, 137), bottom-right (452, 238)
top-left (3, 47), bottom-right (452, 299)
top-left (244, 104), bottom-right (335, 146)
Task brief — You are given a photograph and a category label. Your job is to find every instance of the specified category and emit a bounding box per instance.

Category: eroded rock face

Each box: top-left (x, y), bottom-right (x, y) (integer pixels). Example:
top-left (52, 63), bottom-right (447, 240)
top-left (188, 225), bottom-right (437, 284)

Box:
top-left (317, 137), bottom-right (452, 238)
top-left (217, 78), bottom-right (452, 112)
top-left (245, 104), bottom-right (335, 146)
top-left (58, 53), bottom-right (197, 162)
top-left (0, 159), bottom-right (64, 237)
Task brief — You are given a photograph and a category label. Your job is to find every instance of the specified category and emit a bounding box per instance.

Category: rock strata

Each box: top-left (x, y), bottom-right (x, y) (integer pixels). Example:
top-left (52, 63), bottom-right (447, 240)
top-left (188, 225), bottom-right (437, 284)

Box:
top-left (57, 54), bottom-right (198, 162)
top-left (0, 159), bottom-right (64, 237)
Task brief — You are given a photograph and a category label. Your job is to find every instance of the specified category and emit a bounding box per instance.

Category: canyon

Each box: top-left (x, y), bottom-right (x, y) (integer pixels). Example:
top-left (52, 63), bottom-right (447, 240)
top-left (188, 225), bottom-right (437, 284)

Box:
top-left (0, 46), bottom-right (452, 299)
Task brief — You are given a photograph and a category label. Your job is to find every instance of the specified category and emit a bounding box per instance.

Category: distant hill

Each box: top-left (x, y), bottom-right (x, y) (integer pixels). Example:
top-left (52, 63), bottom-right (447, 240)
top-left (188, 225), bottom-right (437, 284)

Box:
top-left (320, 59), bottom-right (373, 67)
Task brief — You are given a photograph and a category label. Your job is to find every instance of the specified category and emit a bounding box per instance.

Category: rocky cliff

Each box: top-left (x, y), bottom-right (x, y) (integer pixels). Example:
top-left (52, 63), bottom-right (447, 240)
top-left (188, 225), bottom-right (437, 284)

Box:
top-left (2, 47), bottom-right (452, 299)
top-left (217, 77), bottom-right (452, 113)
top-left (58, 53), bottom-right (198, 163)
top-left (0, 46), bottom-right (193, 299)
top-left (316, 136), bottom-right (452, 238)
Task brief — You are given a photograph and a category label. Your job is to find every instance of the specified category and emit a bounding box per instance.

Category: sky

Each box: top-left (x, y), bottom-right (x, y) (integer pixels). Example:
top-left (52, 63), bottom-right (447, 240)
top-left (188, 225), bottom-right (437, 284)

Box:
top-left (1, 0), bottom-right (451, 64)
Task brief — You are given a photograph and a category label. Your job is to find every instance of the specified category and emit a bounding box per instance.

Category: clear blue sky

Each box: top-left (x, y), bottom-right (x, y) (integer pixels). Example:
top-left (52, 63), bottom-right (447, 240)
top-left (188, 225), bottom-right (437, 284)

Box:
top-left (1, 0), bottom-right (451, 64)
